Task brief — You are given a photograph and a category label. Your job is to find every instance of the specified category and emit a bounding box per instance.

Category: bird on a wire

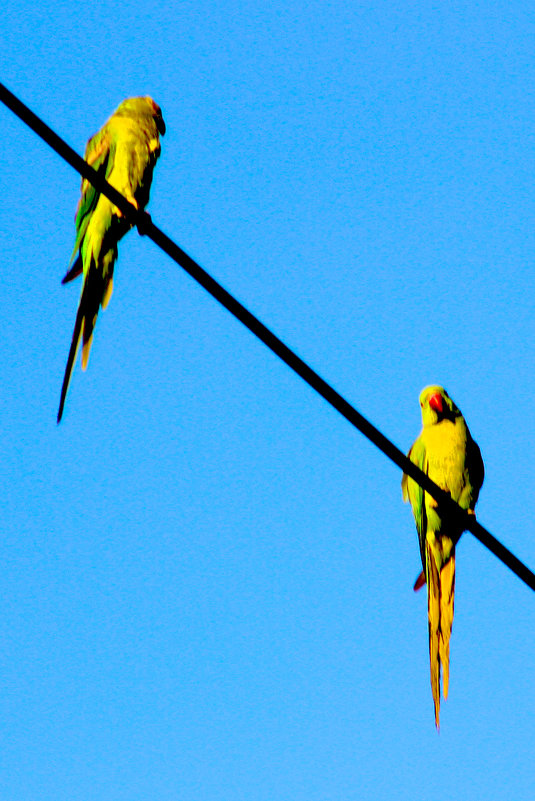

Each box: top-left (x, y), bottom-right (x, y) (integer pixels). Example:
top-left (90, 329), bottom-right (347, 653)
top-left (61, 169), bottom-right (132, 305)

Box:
top-left (57, 96), bottom-right (165, 422)
top-left (402, 385), bottom-right (484, 728)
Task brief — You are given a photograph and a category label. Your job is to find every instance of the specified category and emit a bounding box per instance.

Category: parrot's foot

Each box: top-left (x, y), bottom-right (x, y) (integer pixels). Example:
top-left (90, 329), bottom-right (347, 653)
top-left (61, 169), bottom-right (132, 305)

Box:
top-left (115, 196), bottom-right (139, 218)
top-left (137, 211), bottom-right (153, 236)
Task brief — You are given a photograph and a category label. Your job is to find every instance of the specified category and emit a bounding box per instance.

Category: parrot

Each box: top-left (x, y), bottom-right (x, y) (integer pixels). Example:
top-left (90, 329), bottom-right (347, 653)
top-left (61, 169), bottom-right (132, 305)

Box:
top-left (402, 385), bottom-right (484, 728)
top-left (57, 96), bottom-right (166, 422)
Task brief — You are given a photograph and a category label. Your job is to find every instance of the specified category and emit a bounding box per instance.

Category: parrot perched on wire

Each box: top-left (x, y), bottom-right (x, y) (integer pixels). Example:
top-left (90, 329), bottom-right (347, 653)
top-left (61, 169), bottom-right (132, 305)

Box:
top-left (57, 96), bottom-right (166, 422)
top-left (402, 385), bottom-right (484, 728)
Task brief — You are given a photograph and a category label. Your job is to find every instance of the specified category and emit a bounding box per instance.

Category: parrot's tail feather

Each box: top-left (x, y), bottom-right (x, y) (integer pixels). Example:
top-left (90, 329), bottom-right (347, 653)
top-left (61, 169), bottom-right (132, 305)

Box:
top-left (413, 570), bottom-right (426, 591)
top-left (426, 543), bottom-right (441, 729)
top-left (62, 254), bottom-right (83, 284)
top-left (81, 333), bottom-right (94, 371)
top-left (78, 257), bottom-right (112, 371)
top-left (57, 303), bottom-right (85, 423)
top-left (80, 307), bottom-right (98, 370)
top-left (102, 277), bottom-right (113, 310)
top-left (58, 254), bottom-right (109, 420)
top-left (438, 555), bottom-right (455, 700)
top-left (425, 541), bottom-right (456, 729)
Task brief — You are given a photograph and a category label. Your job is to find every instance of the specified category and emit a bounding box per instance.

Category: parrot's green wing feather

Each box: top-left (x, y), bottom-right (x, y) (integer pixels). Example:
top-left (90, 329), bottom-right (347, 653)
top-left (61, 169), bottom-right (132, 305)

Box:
top-left (402, 436), bottom-right (427, 566)
top-left (65, 128), bottom-right (117, 272)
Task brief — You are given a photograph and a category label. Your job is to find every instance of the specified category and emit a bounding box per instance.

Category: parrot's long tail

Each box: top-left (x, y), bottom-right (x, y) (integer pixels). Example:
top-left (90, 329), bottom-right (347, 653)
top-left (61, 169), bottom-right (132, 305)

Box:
top-left (57, 258), bottom-right (114, 423)
top-left (57, 296), bottom-right (85, 423)
top-left (426, 542), bottom-right (455, 729)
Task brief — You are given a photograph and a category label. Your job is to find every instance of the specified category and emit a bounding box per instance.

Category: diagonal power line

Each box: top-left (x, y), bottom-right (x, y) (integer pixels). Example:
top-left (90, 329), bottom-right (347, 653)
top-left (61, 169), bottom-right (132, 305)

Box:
top-left (1, 80), bottom-right (534, 592)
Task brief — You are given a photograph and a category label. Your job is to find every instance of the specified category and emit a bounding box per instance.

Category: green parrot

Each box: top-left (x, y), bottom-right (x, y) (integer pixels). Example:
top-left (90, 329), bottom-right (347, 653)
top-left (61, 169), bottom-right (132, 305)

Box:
top-left (57, 96), bottom-right (166, 422)
top-left (402, 385), bottom-right (484, 728)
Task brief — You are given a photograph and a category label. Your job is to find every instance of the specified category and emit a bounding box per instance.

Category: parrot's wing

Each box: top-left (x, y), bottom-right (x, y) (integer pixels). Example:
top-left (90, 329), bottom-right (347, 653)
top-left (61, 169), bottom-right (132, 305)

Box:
top-left (464, 436), bottom-right (485, 508)
top-left (63, 127), bottom-right (117, 278)
top-left (402, 435), bottom-right (428, 568)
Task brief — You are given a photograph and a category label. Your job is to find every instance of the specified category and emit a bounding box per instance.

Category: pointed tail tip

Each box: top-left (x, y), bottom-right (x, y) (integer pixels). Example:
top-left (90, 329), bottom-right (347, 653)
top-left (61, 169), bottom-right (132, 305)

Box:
top-left (57, 383), bottom-right (69, 423)
top-left (434, 701), bottom-right (440, 731)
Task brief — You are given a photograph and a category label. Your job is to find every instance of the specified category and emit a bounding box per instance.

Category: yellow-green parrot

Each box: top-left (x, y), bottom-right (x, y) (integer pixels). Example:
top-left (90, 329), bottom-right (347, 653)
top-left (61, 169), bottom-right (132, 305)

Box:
top-left (402, 385), bottom-right (484, 728)
top-left (57, 96), bottom-right (165, 422)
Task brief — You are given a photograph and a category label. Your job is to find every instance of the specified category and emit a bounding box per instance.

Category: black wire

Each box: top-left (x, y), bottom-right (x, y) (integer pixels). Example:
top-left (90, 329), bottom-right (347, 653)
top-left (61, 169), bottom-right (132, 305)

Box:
top-left (1, 80), bottom-right (533, 592)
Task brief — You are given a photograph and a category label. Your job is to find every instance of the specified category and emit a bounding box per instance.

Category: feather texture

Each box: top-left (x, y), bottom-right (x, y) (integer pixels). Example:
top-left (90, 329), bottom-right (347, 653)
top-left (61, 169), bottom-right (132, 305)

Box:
top-left (57, 96), bottom-right (165, 422)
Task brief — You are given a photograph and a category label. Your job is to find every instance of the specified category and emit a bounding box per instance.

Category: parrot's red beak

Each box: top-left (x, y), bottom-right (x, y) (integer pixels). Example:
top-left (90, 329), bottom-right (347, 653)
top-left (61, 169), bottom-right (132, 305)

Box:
top-left (428, 393), bottom-right (443, 413)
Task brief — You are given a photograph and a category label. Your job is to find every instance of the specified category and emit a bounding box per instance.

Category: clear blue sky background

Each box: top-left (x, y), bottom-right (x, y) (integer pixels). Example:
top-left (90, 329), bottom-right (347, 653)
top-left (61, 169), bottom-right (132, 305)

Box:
top-left (2, 2), bottom-right (535, 799)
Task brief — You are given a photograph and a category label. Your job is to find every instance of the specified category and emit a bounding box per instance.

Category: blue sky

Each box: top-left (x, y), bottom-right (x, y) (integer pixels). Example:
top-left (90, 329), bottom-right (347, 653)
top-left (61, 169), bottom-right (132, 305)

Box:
top-left (2, 2), bottom-right (535, 799)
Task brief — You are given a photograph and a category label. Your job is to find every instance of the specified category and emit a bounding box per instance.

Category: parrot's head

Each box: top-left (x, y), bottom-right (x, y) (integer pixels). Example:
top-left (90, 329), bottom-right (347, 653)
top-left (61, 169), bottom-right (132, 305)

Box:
top-left (116, 96), bottom-right (166, 135)
top-left (144, 96), bottom-right (166, 136)
top-left (419, 385), bottom-right (461, 426)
